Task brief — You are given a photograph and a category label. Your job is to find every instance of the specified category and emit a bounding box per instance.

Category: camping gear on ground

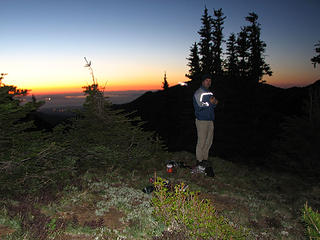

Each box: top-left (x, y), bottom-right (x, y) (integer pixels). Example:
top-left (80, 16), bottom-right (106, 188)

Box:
top-left (149, 177), bottom-right (170, 188)
top-left (165, 160), bottom-right (192, 173)
top-left (166, 163), bottom-right (173, 173)
top-left (191, 161), bottom-right (215, 178)
top-left (143, 177), bottom-right (171, 194)
top-left (176, 161), bottom-right (192, 169)
top-left (142, 159), bottom-right (215, 194)
top-left (142, 185), bottom-right (154, 194)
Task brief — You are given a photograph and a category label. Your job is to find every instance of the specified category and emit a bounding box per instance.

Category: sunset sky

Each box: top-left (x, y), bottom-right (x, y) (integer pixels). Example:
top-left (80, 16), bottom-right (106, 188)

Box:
top-left (1, 0), bottom-right (319, 94)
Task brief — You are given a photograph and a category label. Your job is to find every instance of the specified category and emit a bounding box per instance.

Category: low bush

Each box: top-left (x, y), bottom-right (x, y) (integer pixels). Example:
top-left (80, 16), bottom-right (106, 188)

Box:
top-left (302, 202), bottom-right (320, 239)
top-left (151, 177), bottom-right (248, 239)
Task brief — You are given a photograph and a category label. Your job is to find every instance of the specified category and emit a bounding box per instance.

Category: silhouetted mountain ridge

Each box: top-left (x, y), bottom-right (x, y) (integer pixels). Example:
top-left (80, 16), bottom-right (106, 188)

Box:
top-left (116, 79), bottom-right (320, 166)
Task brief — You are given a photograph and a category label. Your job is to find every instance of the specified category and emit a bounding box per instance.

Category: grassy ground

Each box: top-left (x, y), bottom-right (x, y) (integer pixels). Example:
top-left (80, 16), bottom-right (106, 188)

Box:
top-left (0, 152), bottom-right (319, 239)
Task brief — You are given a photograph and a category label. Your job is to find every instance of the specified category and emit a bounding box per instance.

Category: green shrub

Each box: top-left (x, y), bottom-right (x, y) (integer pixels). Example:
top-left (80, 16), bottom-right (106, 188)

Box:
top-left (0, 74), bottom-right (75, 196)
top-left (57, 82), bottom-right (166, 173)
top-left (302, 202), bottom-right (320, 239)
top-left (151, 177), bottom-right (248, 239)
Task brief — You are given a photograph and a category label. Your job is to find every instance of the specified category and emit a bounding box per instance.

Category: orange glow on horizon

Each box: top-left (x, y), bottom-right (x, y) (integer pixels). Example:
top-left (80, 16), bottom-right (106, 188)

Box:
top-left (29, 82), bottom-right (178, 95)
top-left (27, 77), bottom-right (320, 95)
top-left (21, 73), bottom-right (187, 94)
top-left (4, 66), bottom-right (319, 95)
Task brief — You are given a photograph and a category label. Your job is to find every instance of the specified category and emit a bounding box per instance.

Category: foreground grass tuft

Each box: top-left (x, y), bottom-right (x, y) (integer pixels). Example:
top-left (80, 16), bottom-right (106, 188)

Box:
top-left (302, 202), bottom-right (320, 239)
top-left (152, 177), bottom-right (248, 239)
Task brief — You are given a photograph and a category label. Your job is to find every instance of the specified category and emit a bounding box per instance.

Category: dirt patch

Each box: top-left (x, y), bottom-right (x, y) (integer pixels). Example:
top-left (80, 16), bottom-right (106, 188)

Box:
top-left (58, 205), bottom-right (125, 230)
top-left (0, 224), bottom-right (15, 238)
top-left (101, 207), bottom-right (125, 229)
top-left (199, 193), bottom-right (249, 214)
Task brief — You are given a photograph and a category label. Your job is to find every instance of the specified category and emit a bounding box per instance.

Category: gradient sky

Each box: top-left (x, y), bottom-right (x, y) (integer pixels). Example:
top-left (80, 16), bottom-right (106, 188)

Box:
top-left (1, 0), bottom-right (319, 93)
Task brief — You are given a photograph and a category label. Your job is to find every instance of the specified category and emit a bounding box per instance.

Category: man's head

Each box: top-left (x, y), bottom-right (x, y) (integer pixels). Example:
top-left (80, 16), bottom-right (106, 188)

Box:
top-left (201, 74), bottom-right (212, 89)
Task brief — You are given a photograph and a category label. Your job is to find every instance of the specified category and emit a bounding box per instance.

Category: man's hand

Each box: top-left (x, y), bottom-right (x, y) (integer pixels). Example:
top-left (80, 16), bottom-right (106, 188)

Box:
top-left (210, 96), bottom-right (218, 105)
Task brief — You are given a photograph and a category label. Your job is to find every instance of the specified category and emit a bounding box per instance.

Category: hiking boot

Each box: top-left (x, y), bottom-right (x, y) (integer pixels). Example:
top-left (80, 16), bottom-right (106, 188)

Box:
top-left (191, 164), bottom-right (206, 174)
top-left (201, 160), bottom-right (211, 168)
top-left (205, 166), bottom-right (215, 178)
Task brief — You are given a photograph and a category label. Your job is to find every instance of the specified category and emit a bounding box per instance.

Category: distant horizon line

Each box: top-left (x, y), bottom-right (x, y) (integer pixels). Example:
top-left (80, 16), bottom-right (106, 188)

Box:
top-left (30, 88), bottom-right (159, 95)
top-left (29, 80), bottom-right (320, 95)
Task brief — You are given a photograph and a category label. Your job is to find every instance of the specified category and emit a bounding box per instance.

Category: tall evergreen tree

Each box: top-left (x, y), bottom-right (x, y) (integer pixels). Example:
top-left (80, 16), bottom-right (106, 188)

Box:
top-left (198, 7), bottom-right (213, 75)
top-left (226, 33), bottom-right (238, 76)
top-left (311, 40), bottom-right (320, 68)
top-left (162, 71), bottom-right (169, 90)
top-left (211, 8), bottom-right (226, 76)
top-left (186, 42), bottom-right (201, 81)
top-left (236, 27), bottom-right (250, 77)
top-left (0, 73), bottom-right (41, 154)
top-left (245, 12), bottom-right (272, 83)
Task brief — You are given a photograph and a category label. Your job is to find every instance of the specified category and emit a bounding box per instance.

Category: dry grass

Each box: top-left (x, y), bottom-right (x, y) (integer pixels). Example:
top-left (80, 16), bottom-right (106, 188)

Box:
top-left (1, 152), bottom-right (319, 239)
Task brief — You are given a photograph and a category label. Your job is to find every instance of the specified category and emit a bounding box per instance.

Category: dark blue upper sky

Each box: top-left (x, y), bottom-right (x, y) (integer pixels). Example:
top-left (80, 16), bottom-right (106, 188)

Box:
top-left (2, 0), bottom-right (319, 91)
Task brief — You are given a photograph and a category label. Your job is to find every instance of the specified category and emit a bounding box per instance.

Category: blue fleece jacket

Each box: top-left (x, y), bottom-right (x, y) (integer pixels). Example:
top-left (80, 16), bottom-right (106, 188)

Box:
top-left (193, 86), bottom-right (216, 121)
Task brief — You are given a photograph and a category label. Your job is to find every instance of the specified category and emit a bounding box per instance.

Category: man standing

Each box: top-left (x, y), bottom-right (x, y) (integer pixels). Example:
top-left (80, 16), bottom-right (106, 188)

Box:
top-left (192, 74), bottom-right (218, 173)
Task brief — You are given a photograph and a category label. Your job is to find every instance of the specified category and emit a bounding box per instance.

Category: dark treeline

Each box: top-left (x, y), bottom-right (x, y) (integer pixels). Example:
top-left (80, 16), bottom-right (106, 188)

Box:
top-left (186, 7), bottom-right (272, 85)
top-left (119, 8), bottom-right (320, 175)
top-left (311, 40), bottom-right (320, 68)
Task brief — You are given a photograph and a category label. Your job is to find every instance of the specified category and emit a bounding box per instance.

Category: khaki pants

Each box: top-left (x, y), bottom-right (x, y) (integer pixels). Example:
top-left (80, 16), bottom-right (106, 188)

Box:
top-left (195, 119), bottom-right (214, 162)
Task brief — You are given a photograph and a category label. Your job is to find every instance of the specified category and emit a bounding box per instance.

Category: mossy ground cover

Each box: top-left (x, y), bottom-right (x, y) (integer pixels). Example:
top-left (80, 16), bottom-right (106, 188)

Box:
top-left (1, 152), bottom-right (319, 239)
top-left (168, 152), bottom-right (320, 239)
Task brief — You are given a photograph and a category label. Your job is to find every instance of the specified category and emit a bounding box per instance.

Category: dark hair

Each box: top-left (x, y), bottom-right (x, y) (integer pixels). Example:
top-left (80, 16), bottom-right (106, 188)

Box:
top-left (201, 73), bottom-right (212, 82)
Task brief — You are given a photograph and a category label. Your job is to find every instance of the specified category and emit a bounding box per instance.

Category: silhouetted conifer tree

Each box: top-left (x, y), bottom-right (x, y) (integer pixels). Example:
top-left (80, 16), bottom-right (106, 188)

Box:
top-left (0, 74), bottom-right (74, 195)
top-left (311, 40), bottom-right (320, 68)
top-left (245, 12), bottom-right (272, 83)
top-left (67, 58), bottom-right (165, 172)
top-left (0, 73), bottom-right (42, 154)
top-left (74, 83), bottom-right (165, 171)
top-left (211, 8), bottom-right (226, 76)
top-left (162, 71), bottom-right (169, 90)
top-left (186, 42), bottom-right (201, 81)
top-left (236, 27), bottom-right (250, 77)
top-left (198, 7), bottom-right (213, 75)
top-left (226, 33), bottom-right (239, 76)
